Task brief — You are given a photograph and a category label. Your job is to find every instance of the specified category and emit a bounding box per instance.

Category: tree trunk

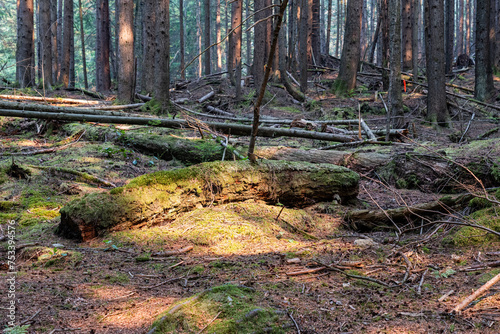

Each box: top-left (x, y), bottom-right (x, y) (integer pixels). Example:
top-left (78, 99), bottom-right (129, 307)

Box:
top-left (253, 0), bottom-right (267, 91)
top-left (50, 0), bottom-right (58, 84)
top-left (299, 0), bottom-right (309, 92)
top-left (39, 0), bottom-right (53, 88)
top-left (232, 0), bottom-right (243, 99)
top-left (425, 0), bottom-right (448, 125)
top-left (69, 11), bottom-right (75, 88)
top-left (155, 0), bottom-right (170, 110)
top-left (117, 0), bottom-right (135, 103)
top-left (496, 0), bottom-right (500, 69)
top-left (334, 0), bottom-right (362, 94)
top-left (368, 7), bottom-right (381, 64)
top-left (312, 0), bottom-right (321, 64)
top-left (388, 0), bottom-right (404, 128)
top-left (16, 0), bottom-right (35, 88)
top-left (401, 0), bottom-right (412, 70)
top-left (445, 0), bottom-right (454, 74)
top-left (141, 0), bottom-right (155, 91)
top-left (60, 0), bottom-right (73, 88)
top-left (57, 0), bottom-right (63, 83)
top-left (411, 0), bottom-right (419, 77)
top-left (78, 0), bottom-right (88, 89)
top-left (216, 0), bottom-right (222, 72)
top-left (203, 0), bottom-right (211, 75)
top-left (380, 0), bottom-right (389, 89)
top-left (197, 0), bottom-right (202, 77)
top-left (475, 0), bottom-right (495, 102)
top-left (466, 0), bottom-right (471, 54)
top-left (179, 0), bottom-right (185, 79)
top-left (326, 0), bottom-right (332, 54)
top-left (57, 161), bottom-right (359, 241)
top-left (456, 0), bottom-right (464, 55)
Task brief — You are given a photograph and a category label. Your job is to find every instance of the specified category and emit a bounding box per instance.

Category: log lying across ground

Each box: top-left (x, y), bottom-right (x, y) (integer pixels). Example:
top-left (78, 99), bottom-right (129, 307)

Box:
top-left (58, 160), bottom-right (359, 241)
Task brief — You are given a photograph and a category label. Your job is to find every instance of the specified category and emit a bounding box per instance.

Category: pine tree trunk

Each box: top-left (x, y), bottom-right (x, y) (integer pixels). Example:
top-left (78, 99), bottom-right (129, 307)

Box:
top-left (402, 0), bottom-right (412, 70)
top-left (96, 0), bottom-right (111, 92)
top-left (216, 0), bottom-right (222, 72)
top-left (425, 0), bottom-right (448, 125)
top-left (57, 0), bottom-right (63, 83)
top-left (299, 0), bottom-right (309, 92)
top-left (60, 0), bottom-right (73, 88)
top-left (445, 0), bottom-right (454, 74)
top-left (326, 0), bottom-right (332, 54)
top-left (456, 0), bottom-right (464, 55)
top-left (117, 0), bottom-right (135, 103)
top-left (39, 0), bottom-right (53, 88)
top-left (231, 0), bottom-right (243, 99)
top-left (411, 0), bottom-right (419, 77)
top-left (475, 0), bottom-right (495, 101)
top-left (334, 0), bottom-right (362, 94)
top-left (78, 0), bottom-right (88, 89)
top-left (140, 0), bottom-right (155, 92)
top-left (50, 0), bottom-right (58, 84)
top-left (16, 0), bottom-right (35, 88)
top-left (312, 0), bottom-right (321, 64)
top-left (388, 0), bottom-right (404, 128)
top-left (253, 0), bottom-right (266, 90)
top-left (180, 0), bottom-right (185, 79)
top-left (155, 0), bottom-right (170, 110)
top-left (203, 0), bottom-right (211, 75)
top-left (380, 0), bottom-right (389, 89)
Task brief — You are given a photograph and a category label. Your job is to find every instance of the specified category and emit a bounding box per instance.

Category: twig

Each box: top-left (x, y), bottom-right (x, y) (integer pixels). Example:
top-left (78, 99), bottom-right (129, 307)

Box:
top-left (27, 165), bottom-right (116, 188)
top-left (48, 328), bottom-right (81, 334)
top-left (453, 272), bottom-right (500, 313)
top-left (417, 268), bottom-right (428, 295)
top-left (197, 311), bottom-right (222, 334)
top-left (438, 290), bottom-right (455, 302)
top-left (288, 311), bottom-right (301, 334)
top-left (138, 276), bottom-right (184, 290)
top-left (286, 267), bottom-right (326, 276)
top-left (314, 259), bottom-right (392, 287)
top-left (19, 309), bottom-right (41, 326)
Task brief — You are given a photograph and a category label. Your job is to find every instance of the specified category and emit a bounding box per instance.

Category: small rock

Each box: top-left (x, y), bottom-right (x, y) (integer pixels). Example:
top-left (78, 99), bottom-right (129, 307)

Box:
top-left (52, 243), bottom-right (65, 248)
top-left (353, 238), bottom-right (378, 248)
top-left (286, 258), bottom-right (301, 264)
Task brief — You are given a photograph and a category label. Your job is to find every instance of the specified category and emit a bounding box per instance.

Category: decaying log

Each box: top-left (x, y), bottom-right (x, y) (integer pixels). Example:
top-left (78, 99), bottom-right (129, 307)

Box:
top-left (0, 108), bottom-right (358, 142)
top-left (345, 194), bottom-right (473, 230)
top-left (0, 94), bottom-right (100, 105)
top-left (453, 272), bottom-right (500, 313)
top-left (197, 91), bottom-right (215, 103)
top-left (57, 160), bottom-right (359, 241)
top-left (205, 105), bottom-right (234, 117)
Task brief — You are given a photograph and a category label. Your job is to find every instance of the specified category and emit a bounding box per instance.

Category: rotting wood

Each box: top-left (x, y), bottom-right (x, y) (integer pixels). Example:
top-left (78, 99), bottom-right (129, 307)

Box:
top-left (197, 91), bottom-right (215, 103)
top-left (28, 165), bottom-right (116, 188)
top-left (57, 160), bottom-right (359, 241)
top-left (205, 105), bottom-right (235, 117)
top-left (345, 194), bottom-right (473, 230)
top-left (0, 94), bottom-right (100, 105)
top-left (453, 272), bottom-right (500, 313)
top-left (0, 108), bottom-right (358, 143)
top-left (64, 87), bottom-right (105, 99)
top-left (286, 267), bottom-right (326, 276)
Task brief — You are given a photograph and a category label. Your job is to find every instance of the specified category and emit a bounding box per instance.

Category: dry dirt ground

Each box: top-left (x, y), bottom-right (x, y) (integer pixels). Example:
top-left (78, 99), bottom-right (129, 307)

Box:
top-left (0, 68), bottom-right (500, 334)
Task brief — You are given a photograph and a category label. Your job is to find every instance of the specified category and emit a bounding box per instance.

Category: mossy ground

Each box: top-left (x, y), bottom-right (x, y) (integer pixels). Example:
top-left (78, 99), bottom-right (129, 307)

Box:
top-left (150, 284), bottom-right (290, 334)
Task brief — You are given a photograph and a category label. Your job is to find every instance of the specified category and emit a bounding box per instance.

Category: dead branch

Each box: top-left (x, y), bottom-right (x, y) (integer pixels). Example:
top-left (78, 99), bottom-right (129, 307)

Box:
top-left (28, 165), bottom-right (116, 187)
top-left (0, 94), bottom-right (100, 105)
top-left (286, 267), bottom-right (326, 276)
top-left (453, 272), bottom-right (500, 313)
top-left (197, 91), bottom-right (215, 103)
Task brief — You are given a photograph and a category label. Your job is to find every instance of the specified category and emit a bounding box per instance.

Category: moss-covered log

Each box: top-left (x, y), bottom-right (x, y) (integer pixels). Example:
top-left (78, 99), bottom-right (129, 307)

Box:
top-left (58, 160), bottom-right (359, 241)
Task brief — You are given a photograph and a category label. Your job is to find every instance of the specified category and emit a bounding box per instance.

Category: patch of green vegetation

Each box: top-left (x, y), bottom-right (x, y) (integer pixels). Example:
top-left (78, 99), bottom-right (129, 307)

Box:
top-left (478, 269), bottom-right (500, 284)
top-left (103, 272), bottom-right (130, 284)
top-left (0, 201), bottom-right (19, 211)
top-left (442, 207), bottom-right (500, 246)
top-left (0, 213), bottom-right (19, 222)
top-left (22, 246), bottom-right (82, 268)
top-left (135, 253), bottom-right (152, 262)
top-left (150, 284), bottom-right (290, 334)
top-left (273, 106), bottom-right (302, 114)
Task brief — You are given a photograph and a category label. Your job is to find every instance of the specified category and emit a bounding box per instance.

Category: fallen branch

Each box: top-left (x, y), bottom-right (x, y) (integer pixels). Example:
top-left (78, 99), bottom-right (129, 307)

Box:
top-left (453, 272), bottom-right (500, 313)
top-left (286, 267), bottom-right (326, 276)
top-left (28, 165), bottom-right (116, 187)
top-left (0, 94), bottom-right (100, 105)
top-left (157, 245), bottom-right (194, 256)
top-left (197, 91), bottom-right (215, 103)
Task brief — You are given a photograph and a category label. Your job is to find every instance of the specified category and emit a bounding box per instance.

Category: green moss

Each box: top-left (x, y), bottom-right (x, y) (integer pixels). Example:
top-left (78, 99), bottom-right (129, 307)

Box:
top-left (442, 207), bottom-right (500, 246)
top-left (150, 284), bottom-right (289, 334)
top-left (110, 187), bottom-right (124, 195)
top-left (0, 201), bottom-right (20, 211)
top-left (135, 253), bottom-right (152, 262)
top-left (103, 272), bottom-right (130, 284)
top-left (479, 269), bottom-right (500, 284)
top-left (22, 246), bottom-right (82, 268)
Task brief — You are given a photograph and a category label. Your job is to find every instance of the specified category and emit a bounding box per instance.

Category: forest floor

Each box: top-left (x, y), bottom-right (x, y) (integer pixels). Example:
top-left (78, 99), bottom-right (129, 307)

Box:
top-left (0, 67), bottom-right (500, 334)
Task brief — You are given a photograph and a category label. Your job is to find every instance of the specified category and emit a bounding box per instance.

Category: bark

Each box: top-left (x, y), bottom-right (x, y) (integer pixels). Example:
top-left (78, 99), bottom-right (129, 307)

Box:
top-left (466, 0), bottom-right (471, 54)
top-left (475, 0), bottom-right (495, 102)
top-left (401, 0), bottom-right (412, 70)
top-left (141, 0), bottom-right (155, 91)
top-left (388, 0), bottom-right (404, 128)
top-left (96, 0), bottom-right (111, 92)
top-left (57, 0), bottom-right (63, 83)
top-left (57, 160), bottom-right (360, 241)
top-left (380, 0), bottom-right (389, 89)
top-left (78, 0), bottom-right (88, 89)
top-left (326, 0), bottom-right (332, 54)
top-left (334, 0), bottom-right (362, 94)
top-left (203, 0), bottom-right (211, 75)
top-left (346, 194), bottom-right (474, 231)
top-left (0, 108), bottom-right (358, 143)
top-left (0, 94), bottom-right (100, 104)
top-left (50, 0), bottom-right (58, 84)
top-left (117, 0), bottom-right (135, 103)
top-left (312, 0), bottom-right (321, 64)
top-left (445, 0), bottom-right (455, 74)
top-left (253, 0), bottom-right (266, 90)
top-left (456, 0), bottom-right (464, 55)
top-left (496, 0), bottom-right (500, 69)
top-left (233, 0), bottom-right (243, 99)
top-left (16, 0), bottom-right (35, 88)
top-left (367, 8), bottom-right (381, 64)
top-left (155, 0), bottom-right (170, 110)
top-left (411, 0), bottom-right (419, 77)
top-left (60, 0), bottom-right (73, 88)
top-left (216, 0), bottom-right (222, 72)
top-left (299, 0), bottom-right (309, 92)
top-left (39, 0), bottom-right (53, 88)
top-left (425, 0), bottom-right (448, 125)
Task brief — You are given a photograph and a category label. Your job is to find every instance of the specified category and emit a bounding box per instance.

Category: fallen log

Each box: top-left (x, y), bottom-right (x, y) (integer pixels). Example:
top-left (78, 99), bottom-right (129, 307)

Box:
top-left (57, 160), bottom-right (359, 241)
top-left (345, 194), bottom-right (473, 230)
top-left (0, 94), bottom-right (100, 105)
top-left (0, 108), bottom-right (358, 142)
